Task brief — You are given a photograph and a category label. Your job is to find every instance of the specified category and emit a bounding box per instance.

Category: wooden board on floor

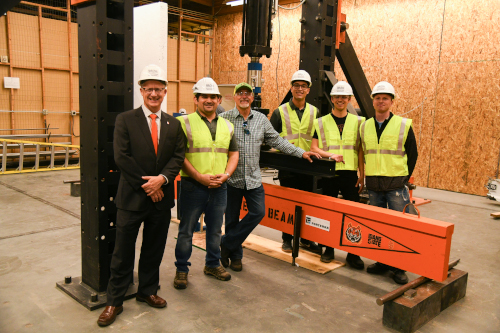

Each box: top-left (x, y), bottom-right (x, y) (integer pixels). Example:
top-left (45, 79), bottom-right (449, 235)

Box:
top-left (170, 218), bottom-right (344, 274)
top-left (490, 212), bottom-right (500, 219)
top-left (242, 233), bottom-right (344, 274)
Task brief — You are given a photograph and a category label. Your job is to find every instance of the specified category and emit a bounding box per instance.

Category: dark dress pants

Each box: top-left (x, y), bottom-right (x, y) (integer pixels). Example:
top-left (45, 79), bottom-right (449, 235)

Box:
top-left (106, 206), bottom-right (171, 307)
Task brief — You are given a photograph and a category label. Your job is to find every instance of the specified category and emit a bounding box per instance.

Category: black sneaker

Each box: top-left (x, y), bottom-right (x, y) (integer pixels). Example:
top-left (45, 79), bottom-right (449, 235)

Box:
top-left (282, 240), bottom-right (292, 253)
top-left (220, 243), bottom-right (230, 268)
top-left (346, 253), bottom-right (364, 270)
top-left (367, 262), bottom-right (389, 274)
top-left (320, 247), bottom-right (335, 263)
top-left (393, 270), bottom-right (409, 285)
top-left (300, 241), bottom-right (322, 254)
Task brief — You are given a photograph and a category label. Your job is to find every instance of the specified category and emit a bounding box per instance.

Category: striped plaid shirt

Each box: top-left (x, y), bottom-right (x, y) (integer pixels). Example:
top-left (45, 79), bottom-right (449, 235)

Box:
top-left (220, 107), bottom-right (305, 190)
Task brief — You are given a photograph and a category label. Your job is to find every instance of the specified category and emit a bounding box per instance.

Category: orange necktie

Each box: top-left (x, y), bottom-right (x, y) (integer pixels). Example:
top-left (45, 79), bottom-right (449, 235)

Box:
top-left (149, 113), bottom-right (158, 155)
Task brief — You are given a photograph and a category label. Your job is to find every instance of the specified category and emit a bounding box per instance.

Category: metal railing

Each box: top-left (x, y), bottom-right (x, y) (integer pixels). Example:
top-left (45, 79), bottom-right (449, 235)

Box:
top-left (0, 138), bottom-right (80, 174)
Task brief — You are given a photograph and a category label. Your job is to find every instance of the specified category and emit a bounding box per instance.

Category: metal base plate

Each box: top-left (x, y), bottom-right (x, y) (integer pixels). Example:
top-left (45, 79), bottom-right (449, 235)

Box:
top-left (383, 269), bottom-right (468, 333)
top-left (56, 273), bottom-right (138, 311)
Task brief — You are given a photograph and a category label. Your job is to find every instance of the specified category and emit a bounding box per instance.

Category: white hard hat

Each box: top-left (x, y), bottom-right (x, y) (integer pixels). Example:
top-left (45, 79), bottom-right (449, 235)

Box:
top-left (291, 70), bottom-right (312, 87)
top-left (192, 77), bottom-right (221, 95)
top-left (371, 81), bottom-right (396, 98)
top-left (330, 81), bottom-right (353, 96)
top-left (138, 64), bottom-right (167, 85)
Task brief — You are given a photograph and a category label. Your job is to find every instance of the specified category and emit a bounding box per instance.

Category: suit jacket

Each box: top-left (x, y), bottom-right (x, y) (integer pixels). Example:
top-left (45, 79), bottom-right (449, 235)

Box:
top-left (114, 107), bottom-right (185, 211)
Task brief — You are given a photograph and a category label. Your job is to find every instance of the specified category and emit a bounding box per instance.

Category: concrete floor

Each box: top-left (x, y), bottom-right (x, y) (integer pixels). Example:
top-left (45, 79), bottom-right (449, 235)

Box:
top-left (0, 170), bottom-right (499, 333)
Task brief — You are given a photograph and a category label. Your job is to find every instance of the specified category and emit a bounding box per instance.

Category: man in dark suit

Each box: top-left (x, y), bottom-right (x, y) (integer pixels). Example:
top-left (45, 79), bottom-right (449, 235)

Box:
top-left (97, 64), bottom-right (185, 327)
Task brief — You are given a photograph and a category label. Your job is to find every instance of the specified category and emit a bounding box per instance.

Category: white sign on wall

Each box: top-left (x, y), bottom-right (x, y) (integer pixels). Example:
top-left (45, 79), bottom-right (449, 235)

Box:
top-left (4, 77), bottom-right (20, 89)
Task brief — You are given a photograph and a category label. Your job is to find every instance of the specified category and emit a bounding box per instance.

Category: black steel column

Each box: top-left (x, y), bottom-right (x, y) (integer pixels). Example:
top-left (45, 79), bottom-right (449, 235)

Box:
top-left (56, 0), bottom-right (135, 310)
top-left (298, 0), bottom-right (374, 118)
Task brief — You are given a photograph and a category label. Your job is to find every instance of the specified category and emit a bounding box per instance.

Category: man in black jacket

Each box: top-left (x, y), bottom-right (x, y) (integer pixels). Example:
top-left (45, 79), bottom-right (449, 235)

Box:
top-left (97, 64), bottom-right (185, 326)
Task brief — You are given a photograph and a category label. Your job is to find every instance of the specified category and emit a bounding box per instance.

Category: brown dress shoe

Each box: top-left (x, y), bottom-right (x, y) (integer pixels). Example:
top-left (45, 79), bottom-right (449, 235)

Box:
top-left (97, 305), bottom-right (123, 327)
top-left (136, 294), bottom-right (167, 308)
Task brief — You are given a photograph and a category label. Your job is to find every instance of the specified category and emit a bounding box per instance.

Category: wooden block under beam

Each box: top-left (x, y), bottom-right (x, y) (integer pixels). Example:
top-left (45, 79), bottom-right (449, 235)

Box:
top-left (170, 218), bottom-right (344, 274)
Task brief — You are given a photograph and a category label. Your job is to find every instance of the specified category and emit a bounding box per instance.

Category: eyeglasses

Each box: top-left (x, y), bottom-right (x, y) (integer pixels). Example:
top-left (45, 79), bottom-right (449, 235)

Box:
top-left (292, 84), bottom-right (309, 90)
top-left (142, 87), bottom-right (165, 94)
top-left (243, 121), bottom-right (250, 135)
top-left (235, 91), bottom-right (253, 96)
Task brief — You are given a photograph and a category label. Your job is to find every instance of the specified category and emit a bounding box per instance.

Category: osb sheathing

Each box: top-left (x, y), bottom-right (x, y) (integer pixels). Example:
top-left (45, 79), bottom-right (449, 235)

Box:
top-left (213, 0), bottom-right (500, 195)
top-left (9, 12), bottom-right (41, 69)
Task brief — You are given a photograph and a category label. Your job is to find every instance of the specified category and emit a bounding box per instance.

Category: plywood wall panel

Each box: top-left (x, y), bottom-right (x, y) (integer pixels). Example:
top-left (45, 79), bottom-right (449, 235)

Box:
top-left (166, 81), bottom-right (178, 114)
top-left (429, 61), bottom-right (500, 195)
top-left (167, 38), bottom-right (178, 81)
top-left (440, 0), bottom-right (500, 63)
top-left (180, 40), bottom-right (196, 81)
top-left (45, 69), bottom-right (70, 111)
top-left (11, 68), bottom-right (43, 135)
top-left (70, 22), bottom-right (78, 72)
top-left (0, 66), bottom-right (10, 111)
top-left (179, 82), bottom-right (195, 114)
top-left (0, 16), bottom-right (8, 60)
top-left (41, 17), bottom-right (69, 69)
top-left (10, 12), bottom-right (40, 68)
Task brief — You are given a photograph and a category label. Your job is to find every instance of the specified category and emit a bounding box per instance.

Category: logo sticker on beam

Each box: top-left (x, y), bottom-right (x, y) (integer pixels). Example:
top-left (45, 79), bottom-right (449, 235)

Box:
top-left (340, 215), bottom-right (419, 254)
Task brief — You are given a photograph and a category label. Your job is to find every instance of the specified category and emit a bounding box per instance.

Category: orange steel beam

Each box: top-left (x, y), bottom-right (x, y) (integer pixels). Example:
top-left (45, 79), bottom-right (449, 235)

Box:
top-left (173, 176), bottom-right (453, 282)
top-left (239, 183), bottom-right (453, 282)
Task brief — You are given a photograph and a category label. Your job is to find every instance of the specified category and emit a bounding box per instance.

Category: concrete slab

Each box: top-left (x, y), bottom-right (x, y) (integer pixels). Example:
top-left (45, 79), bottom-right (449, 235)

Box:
top-left (0, 170), bottom-right (499, 332)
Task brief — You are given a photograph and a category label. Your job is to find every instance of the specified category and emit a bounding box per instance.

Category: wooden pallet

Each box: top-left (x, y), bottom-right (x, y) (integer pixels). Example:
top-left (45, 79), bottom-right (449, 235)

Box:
top-left (170, 218), bottom-right (344, 274)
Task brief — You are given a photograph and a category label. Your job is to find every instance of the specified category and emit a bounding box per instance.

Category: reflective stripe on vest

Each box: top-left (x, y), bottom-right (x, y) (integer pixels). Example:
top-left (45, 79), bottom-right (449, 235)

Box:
top-left (315, 113), bottom-right (364, 171)
top-left (179, 113), bottom-right (233, 176)
top-left (361, 118), bottom-right (408, 157)
top-left (279, 102), bottom-right (317, 150)
top-left (360, 115), bottom-right (411, 177)
top-left (182, 115), bottom-right (233, 154)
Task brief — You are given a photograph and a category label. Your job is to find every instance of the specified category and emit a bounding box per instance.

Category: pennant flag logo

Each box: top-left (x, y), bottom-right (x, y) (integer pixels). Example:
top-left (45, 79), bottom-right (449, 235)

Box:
top-left (340, 215), bottom-right (419, 254)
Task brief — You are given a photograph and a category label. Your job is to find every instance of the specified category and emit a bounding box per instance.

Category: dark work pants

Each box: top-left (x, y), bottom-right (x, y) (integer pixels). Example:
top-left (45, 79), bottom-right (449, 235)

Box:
top-left (321, 172), bottom-right (359, 251)
top-left (106, 207), bottom-right (171, 307)
top-left (279, 172), bottom-right (315, 243)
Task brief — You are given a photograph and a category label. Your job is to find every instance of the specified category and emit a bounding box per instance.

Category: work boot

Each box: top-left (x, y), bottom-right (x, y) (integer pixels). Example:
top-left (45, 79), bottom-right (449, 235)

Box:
top-left (220, 243), bottom-right (231, 268)
top-left (320, 247), bottom-right (335, 263)
top-left (346, 253), bottom-right (364, 270)
top-left (281, 240), bottom-right (292, 253)
top-left (229, 258), bottom-right (242, 272)
top-left (203, 265), bottom-right (231, 281)
top-left (173, 271), bottom-right (188, 289)
top-left (367, 262), bottom-right (389, 274)
top-left (300, 241), bottom-right (322, 254)
top-left (392, 270), bottom-right (409, 285)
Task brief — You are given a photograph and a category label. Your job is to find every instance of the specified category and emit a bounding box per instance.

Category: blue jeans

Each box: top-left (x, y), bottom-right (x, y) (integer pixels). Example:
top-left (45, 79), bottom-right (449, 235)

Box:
top-left (175, 178), bottom-right (227, 272)
top-left (368, 186), bottom-right (412, 272)
top-left (368, 186), bottom-right (411, 213)
top-left (222, 184), bottom-right (266, 260)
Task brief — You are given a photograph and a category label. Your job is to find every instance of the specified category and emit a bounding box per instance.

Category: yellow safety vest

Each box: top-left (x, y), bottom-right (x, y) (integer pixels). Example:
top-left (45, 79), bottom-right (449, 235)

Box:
top-left (178, 112), bottom-right (234, 177)
top-left (278, 102), bottom-right (318, 150)
top-left (314, 113), bottom-right (365, 171)
top-left (360, 115), bottom-right (412, 177)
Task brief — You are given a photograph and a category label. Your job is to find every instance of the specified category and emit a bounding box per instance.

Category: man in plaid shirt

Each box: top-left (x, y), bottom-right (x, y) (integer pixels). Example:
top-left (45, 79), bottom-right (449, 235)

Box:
top-left (219, 82), bottom-right (321, 271)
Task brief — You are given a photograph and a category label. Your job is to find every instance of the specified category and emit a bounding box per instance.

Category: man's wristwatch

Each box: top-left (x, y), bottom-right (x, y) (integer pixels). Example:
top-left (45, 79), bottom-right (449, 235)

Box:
top-left (225, 172), bottom-right (230, 178)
